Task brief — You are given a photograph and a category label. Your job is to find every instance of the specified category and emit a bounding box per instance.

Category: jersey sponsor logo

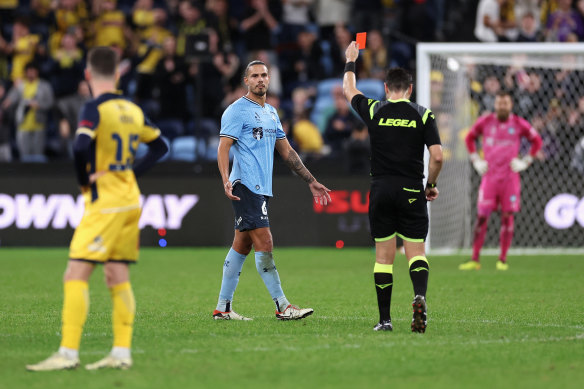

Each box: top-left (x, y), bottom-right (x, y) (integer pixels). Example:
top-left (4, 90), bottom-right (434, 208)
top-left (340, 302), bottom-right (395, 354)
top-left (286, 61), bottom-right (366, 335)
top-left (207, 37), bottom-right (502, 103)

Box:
top-left (378, 118), bottom-right (417, 128)
top-left (254, 112), bottom-right (262, 123)
top-left (408, 198), bottom-right (417, 204)
top-left (544, 193), bottom-right (584, 229)
top-left (252, 127), bottom-right (263, 140)
top-left (88, 236), bottom-right (107, 253)
top-left (0, 194), bottom-right (198, 230)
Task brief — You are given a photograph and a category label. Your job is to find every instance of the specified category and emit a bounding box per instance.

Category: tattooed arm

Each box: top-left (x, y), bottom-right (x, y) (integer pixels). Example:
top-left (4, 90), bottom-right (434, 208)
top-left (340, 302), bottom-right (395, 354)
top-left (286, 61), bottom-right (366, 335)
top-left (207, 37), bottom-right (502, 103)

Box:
top-left (276, 139), bottom-right (331, 205)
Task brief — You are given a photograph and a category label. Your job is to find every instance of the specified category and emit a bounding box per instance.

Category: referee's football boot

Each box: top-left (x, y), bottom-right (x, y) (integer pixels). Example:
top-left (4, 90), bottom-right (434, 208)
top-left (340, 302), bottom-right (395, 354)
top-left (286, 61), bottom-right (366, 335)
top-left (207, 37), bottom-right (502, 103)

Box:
top-left (458, 260), bottom-right (481, 270)
top-left (373, 320), bottom-right (393, 331)
top-left (26, 352), bottom-right (80, 371)
top-left (411, 295), bottom-right (427, 333)
top-left (213, 310), bottom-right (253, 321)
top-left (496, 260), bottom-right (509, 271)
top-left (85, 355), bottom-right (132, 370)
top-left (275, 304), bottom-right (314, 320)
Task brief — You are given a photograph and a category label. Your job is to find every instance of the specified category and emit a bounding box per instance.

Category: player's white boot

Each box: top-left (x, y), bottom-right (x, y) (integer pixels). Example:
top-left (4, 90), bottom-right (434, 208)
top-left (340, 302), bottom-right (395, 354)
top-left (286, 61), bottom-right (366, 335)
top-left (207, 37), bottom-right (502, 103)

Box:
top-left (275, 304), bottom-right (314, 320)
top-left (85, 354), bottom-right (132, 370)
top-left (213, 310), bottom-right (253, 320)
top-left (26, 352), bottom-right (80, 371)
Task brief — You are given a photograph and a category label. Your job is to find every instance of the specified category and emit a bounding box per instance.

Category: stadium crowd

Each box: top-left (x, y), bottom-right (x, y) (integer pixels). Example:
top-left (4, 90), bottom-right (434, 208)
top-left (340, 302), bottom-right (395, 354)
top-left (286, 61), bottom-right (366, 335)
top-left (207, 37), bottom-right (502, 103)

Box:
top-left (0, 0), bottom-right (582, 169)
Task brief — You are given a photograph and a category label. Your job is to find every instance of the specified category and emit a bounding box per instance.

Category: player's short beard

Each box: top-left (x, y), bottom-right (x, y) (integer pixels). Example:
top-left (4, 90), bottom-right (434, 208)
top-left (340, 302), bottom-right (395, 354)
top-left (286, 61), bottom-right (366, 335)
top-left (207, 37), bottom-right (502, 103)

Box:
top-left (252, 85), bottom-right (267, 97)
top-left (496, 110), bottom-right (510, 121)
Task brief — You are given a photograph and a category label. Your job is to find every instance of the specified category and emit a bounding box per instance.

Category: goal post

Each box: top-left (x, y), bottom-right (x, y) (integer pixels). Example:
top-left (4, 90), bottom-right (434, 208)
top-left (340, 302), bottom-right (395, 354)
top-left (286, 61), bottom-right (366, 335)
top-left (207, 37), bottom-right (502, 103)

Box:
top-left (417, 43), bottom-right (584, 254)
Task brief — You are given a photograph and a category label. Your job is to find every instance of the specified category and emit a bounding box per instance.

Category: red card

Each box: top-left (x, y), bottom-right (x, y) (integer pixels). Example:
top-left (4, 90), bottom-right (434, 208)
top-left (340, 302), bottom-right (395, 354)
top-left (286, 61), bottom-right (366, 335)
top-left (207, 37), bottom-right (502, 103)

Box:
top-left (356, 32), bottom-right (367, 49)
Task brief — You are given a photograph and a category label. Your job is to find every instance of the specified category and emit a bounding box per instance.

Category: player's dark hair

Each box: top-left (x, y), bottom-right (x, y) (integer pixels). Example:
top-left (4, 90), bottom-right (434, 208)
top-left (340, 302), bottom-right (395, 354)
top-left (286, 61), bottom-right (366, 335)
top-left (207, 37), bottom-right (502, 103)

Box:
top-left (245, 60), bottom-right (267, 77)
top-left (496, 90), bottom-right (512, 98)
top-left (385, 67), bottom-right (413, 92)
top-left (88, 46), bottom-right (118, 78)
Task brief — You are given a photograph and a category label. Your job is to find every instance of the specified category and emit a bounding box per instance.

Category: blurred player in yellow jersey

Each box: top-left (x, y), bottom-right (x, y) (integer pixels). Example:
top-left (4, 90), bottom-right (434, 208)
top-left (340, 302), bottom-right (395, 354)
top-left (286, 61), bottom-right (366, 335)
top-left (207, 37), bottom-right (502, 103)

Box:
top-left (26, 46), bottom-right (168, 372)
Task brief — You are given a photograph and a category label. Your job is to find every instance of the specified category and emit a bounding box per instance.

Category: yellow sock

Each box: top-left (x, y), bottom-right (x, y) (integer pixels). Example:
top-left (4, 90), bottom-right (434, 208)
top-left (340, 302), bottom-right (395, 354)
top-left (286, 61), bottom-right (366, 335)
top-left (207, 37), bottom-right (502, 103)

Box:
top-left (110, 281), bottom-right (135, 348)
top-left (60, 280), bottom-right (89, 350)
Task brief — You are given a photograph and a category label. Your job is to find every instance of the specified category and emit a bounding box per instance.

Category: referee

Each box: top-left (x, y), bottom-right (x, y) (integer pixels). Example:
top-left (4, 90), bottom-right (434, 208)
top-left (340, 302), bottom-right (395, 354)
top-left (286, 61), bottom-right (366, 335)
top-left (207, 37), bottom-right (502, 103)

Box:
top-left (343, 42), bottom-right (443, 333)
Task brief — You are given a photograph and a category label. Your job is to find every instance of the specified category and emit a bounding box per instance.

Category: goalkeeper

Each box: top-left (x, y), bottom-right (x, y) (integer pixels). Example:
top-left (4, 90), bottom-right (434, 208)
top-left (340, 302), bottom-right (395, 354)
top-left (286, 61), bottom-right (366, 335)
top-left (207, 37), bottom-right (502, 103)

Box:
top-left (460, 90), bottom-right (542, 271)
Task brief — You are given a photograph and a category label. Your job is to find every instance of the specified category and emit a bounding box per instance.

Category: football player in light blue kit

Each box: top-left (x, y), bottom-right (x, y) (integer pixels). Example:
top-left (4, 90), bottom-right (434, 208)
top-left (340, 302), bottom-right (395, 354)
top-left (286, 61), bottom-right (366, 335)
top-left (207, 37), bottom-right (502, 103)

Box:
top-left (213, 60), bottom-right (331, 321)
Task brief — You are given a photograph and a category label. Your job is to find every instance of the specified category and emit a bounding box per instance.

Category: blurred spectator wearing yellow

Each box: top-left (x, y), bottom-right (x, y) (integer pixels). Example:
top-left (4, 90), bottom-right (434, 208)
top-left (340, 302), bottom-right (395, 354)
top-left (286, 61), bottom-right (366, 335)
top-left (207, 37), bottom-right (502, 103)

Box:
top-left (49, 0), bottom-right (89, 55)
top-left (91, 0), bottom-right (131, 49)
top-left (1, 18), bottom-right (42, 82)
top-left (291, 87), bottom-right (323, 154)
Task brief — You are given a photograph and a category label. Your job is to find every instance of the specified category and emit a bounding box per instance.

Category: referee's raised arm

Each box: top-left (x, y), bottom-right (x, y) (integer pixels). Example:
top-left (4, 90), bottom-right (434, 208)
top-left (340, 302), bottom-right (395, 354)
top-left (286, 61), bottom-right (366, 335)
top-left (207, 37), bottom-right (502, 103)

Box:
top-left (342, 41), bottom-right (363, 103)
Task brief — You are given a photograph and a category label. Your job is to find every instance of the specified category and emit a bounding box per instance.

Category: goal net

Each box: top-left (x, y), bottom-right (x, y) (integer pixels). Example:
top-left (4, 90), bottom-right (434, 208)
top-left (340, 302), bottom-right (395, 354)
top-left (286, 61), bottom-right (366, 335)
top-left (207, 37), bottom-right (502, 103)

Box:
top-left (417, 43), bottom-right (584, 253)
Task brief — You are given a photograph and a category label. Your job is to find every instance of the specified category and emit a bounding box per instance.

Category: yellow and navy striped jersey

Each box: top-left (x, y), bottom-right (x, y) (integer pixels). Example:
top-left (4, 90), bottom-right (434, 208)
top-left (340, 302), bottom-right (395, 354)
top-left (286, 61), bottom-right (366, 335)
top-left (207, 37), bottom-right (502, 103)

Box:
top-left (76, 92), bottom-right (160, 210)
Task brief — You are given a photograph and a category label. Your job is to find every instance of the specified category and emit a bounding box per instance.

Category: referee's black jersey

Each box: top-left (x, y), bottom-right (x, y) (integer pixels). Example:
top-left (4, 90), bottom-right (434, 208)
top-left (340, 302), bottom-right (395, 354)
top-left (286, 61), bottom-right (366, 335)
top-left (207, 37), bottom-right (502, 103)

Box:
top-left (351, 94), bottom-right (441, 180)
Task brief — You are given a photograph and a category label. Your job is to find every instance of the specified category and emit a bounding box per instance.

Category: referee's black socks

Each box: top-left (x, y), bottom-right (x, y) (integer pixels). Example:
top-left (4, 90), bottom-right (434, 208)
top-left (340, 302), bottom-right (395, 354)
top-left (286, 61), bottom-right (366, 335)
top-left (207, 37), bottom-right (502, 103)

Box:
top-left (408, 256), bottom-right (429, 297)
top-left (373, 263), bottom-right (393, 322)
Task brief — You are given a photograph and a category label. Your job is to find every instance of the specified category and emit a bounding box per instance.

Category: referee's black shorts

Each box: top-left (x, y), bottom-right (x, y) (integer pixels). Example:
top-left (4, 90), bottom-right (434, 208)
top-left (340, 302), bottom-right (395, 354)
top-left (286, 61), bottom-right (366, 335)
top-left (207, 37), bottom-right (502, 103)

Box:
top-left (369, 176), bottom-right (428, 243)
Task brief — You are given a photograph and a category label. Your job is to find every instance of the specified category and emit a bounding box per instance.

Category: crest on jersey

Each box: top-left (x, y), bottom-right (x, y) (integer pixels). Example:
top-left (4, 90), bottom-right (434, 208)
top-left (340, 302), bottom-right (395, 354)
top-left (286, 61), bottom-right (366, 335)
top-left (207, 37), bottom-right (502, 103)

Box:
top-left (252, 127), bottom-right (263, 140)
top-left (508, 127), bottom-right (515, 134)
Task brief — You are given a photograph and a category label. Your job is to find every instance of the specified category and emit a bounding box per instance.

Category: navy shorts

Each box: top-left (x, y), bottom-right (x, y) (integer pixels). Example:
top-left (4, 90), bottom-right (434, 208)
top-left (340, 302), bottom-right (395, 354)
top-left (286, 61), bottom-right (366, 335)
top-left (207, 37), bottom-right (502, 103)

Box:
top-left (231, 183), bottom-right (270, 231)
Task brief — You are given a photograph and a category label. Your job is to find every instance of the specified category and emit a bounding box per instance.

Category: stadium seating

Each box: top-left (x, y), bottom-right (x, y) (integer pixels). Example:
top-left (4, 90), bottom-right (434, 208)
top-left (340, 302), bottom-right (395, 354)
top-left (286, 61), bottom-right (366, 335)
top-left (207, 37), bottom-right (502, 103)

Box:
top-left (20, 154), bottom-right (48, 163)
top-left (170, 136), bottom-right (197, 162)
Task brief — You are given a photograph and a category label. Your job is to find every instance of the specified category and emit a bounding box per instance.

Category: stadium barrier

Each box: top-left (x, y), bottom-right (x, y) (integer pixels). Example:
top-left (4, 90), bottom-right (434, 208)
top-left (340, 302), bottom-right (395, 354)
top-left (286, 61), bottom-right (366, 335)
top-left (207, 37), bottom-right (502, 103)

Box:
top-left (0, 162), bottom-right (582, 248)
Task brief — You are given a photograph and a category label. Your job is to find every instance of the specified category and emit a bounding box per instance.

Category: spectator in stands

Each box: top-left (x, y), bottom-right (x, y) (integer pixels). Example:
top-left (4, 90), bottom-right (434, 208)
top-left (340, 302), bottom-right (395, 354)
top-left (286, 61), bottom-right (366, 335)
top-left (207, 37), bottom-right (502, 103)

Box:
top-left (48, 30), bottom-right (85, 99)
top-left (314, 0), bottom-right (350, 42)
top-left (240, 0), bottom-right (281, 52)
top-left (0, 81), bottom-right (11, 162)
top-left (283, 28), bottom-right (323, 86)
top-left (91, 0), bottom-right (133, 49)
top-left (290, 86), bottom-right (323, 155)
top-left (478, 75), bottom-right (501, 114)
top-left (56, 80), bottom-right (91, 158)
top-left (516, 11), bottom-right (544, 41)
top-left (176, 0), bottom-right (213, 57)
top-left (324, 85), bottom-right (360, 154)
top-left (516, 71), bottom-right (549, 119)
top-left (330, 24), bottom-right (352, 76)
top-left (475, 0), bottom-right (517, 42)
top-left (134, 8), bottom-right (172, 104)
top-left (3, 62), bottom-right (54, 159)
top-left (545, 0), bottom-right (584, 42)
top-left (2, 17), bottom-right (42, 82)
top-left (154, 35), bottom-right (188, 139)
top-left (350, 0), bottom-right (383, 33)
top-left (206, 0), bottom-right (239, 52)
top-left (344, 122), bottom-right (370, 173)
top-left (48, 0), bottom-right (89, 55)
top-left (359, 30), bottom-right (388, 80)
top-left (280, 0), bottom-right (314, 44)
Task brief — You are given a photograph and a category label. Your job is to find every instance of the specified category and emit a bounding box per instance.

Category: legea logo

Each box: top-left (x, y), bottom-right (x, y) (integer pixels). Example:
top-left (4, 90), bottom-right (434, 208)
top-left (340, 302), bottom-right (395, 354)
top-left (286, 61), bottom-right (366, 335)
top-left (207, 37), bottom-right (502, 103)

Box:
top-left (544, 194), bottom-right (584, 229)
top-left (0, 194), bottom-right (198, 230)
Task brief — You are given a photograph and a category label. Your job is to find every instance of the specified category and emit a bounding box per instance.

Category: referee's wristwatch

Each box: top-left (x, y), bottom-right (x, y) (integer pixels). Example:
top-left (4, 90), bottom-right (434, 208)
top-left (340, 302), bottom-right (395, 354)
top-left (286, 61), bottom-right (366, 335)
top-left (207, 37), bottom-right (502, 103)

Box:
top-left (426, 182), bottom-right (437, 189)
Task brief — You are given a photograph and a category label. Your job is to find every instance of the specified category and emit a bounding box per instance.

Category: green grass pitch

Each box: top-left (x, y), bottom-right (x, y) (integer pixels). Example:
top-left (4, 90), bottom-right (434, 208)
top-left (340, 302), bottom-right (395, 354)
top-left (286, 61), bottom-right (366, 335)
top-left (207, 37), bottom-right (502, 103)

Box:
top-left (1, 247), bottom-right (583, 389)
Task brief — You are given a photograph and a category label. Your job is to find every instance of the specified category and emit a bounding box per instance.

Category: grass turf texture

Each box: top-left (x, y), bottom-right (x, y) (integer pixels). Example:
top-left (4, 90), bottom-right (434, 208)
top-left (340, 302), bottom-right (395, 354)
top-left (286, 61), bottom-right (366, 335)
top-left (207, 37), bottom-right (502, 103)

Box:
top-left (1, 248), bottom-right (583, 389)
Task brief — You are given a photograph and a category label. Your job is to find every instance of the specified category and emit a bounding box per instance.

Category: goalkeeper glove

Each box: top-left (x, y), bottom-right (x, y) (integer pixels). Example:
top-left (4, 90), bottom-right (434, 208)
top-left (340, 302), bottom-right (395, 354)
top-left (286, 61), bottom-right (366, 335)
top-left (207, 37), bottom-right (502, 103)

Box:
top-left (470, 152), bottom-right (488, 176)
top-left (510, 155), bottom-right (533, 172)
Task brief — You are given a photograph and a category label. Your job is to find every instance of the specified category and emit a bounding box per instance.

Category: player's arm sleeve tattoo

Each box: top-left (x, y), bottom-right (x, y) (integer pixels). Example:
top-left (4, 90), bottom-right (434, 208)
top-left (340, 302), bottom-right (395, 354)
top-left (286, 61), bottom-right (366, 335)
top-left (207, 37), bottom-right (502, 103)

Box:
top-left (284, 148), bottom-right (316, 184)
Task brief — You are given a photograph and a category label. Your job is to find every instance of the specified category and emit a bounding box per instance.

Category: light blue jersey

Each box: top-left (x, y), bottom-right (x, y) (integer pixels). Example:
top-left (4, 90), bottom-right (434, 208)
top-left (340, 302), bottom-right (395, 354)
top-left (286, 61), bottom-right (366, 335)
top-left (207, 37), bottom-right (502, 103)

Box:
top-left (220, 96), bottom-right (286, 197)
